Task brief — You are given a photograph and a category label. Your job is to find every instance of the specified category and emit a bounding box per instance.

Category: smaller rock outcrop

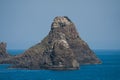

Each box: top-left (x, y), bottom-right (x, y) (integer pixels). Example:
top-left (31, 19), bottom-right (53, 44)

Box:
top-left (0, 42), bottom-right (10, 59)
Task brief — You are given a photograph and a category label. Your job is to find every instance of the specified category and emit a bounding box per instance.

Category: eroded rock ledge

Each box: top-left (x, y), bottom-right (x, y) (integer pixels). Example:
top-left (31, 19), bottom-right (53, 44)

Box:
top-left (0, 16), bottom-right (101, 70)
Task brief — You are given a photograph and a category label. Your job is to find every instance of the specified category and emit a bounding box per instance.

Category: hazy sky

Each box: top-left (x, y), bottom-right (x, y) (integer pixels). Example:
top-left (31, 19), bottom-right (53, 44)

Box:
top-left (0, 0), bottom-right (120, 50)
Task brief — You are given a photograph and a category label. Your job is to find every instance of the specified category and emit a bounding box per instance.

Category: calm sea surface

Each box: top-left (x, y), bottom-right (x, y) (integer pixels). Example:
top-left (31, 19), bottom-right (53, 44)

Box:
top-left (0, 50), bottom-right (120, 80)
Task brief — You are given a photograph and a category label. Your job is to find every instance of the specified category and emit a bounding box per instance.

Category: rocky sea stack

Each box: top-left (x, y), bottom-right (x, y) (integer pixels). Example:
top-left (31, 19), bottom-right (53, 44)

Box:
top-left (1, 16), bottom-right (101, 70)
top-left (0, 42), bottom-right (10, 60)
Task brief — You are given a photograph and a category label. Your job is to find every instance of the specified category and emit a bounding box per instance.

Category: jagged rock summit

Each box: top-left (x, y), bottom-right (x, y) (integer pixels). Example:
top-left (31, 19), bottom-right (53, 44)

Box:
top-left (2, 16), bottom-right (101, 70)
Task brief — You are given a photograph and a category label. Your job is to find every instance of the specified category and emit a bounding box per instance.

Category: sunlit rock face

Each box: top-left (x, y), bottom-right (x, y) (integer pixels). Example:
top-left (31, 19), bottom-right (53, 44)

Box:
top-left (0, 16), bottom-right (101, 70)
top-left (51, 16), bottom-right (71, 29)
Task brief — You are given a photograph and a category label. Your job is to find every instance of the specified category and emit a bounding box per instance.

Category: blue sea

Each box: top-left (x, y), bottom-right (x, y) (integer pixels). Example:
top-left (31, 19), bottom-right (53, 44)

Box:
top-left (0, 50), bottom-right (120, 80)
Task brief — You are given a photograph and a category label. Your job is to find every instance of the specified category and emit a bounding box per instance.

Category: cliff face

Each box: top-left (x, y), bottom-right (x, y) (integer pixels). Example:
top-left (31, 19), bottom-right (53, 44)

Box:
top-left (0, 42), bottom-right (10, 59)
top-left (1, 16), bottom-right (101, 70)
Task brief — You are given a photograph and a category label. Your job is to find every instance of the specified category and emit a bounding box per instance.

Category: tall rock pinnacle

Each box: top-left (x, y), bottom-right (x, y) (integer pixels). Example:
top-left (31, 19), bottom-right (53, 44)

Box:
top-left (1, 16), bottom-right (101, 70)
top-left (0, 42), bottom-right (10, 59)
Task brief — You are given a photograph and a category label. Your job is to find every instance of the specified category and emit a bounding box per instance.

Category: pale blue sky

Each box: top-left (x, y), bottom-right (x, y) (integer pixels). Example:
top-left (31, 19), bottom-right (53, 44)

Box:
top-left (0, 0), bottom-right (120, 50)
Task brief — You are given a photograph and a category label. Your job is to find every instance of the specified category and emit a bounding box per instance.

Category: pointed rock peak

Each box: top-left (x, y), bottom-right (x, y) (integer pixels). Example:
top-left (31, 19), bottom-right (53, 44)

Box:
top-left (51, 16), bottom-right (72, 29)
top-left (54, 16), bottom-right (72, 23)
top-left (50, 16), bottom-right (79, 40)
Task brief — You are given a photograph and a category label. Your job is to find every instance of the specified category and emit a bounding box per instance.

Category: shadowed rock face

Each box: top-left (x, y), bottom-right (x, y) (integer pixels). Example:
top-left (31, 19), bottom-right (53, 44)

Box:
top-left (0, 42), bottom-right (10, 59)
top-left (1, 16), bottom-right (101, 70)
